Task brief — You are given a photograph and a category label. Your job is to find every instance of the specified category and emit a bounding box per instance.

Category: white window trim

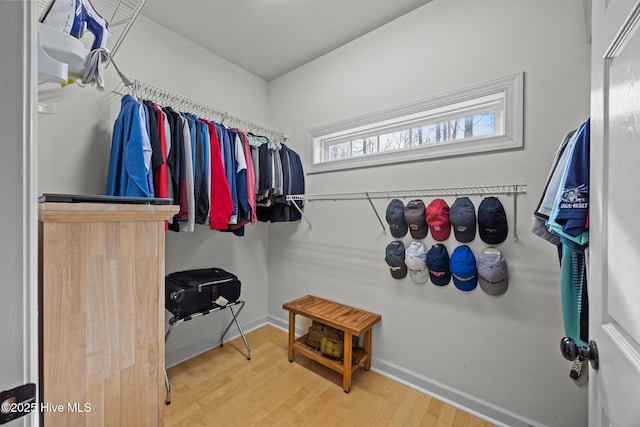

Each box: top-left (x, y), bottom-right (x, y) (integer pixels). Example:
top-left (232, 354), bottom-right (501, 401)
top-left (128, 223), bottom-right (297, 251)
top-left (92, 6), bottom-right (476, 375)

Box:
top-left (306, 72), bottom-right (524, 174)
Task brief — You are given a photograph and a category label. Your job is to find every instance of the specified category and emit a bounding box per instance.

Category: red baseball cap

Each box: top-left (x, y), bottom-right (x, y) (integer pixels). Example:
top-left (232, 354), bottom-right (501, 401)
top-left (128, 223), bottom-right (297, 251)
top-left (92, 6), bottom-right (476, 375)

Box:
top-left (426, 199), bottom-right (451, 241)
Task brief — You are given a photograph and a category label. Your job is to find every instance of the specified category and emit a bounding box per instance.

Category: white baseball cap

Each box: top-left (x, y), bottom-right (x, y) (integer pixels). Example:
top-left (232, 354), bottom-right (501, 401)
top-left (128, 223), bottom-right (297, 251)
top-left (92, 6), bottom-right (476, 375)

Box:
top-left (404, 241), bottom-right (429, 284)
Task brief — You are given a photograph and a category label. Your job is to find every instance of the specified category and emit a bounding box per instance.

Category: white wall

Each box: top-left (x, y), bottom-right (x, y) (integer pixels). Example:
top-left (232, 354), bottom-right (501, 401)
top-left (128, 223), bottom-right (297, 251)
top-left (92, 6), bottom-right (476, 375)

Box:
top-left (37, 16), bottom-right (272, 364)
top-left (267, 1), bottom-right (590, 426)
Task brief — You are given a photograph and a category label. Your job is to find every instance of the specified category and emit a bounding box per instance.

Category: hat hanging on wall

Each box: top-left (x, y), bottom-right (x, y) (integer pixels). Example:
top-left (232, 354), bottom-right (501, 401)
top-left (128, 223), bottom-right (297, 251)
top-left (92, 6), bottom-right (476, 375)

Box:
top-left (426, 198), bottom-right (451, 242)
top-left (478, 197), bottom-right (508, 244)
top-left (449, 245), bottom-right (477, 291)
top-left (449, 197), bottom-right (477, 243)
top-left (404, 241), bottom-right (429, 284)
top-left (385, 199), bottom-right (408, 238)
top-left (426, 244), bottom-right (451, 286)
top-left (477, 248), bottom-right (509, 295)
top-left (385, 240), bottom-right (407, 279)
top-left (404, 199), bottom-right (428, 239)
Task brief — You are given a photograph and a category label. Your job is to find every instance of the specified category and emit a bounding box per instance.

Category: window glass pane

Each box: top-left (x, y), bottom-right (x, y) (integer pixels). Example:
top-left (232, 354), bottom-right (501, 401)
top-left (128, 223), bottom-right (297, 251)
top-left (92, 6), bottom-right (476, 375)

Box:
top-left (328, 141), bottom-right (350, 160)
top-left (411, 128), bottom-right (421, 146)
top-left (420, 123), bottom-right (439, 144)
top-left (379, 130), bottom-right (410, 152)
top-left (449, 118), bottom-right (465, 141)
top-left (469, 112), bottom-right (495, 138)
top-left (364, 137), bottom-right (378, 154)
top-left (351, 139), bottom-right (364, 156)
top-left (350, 137), bottom-right (379, 156)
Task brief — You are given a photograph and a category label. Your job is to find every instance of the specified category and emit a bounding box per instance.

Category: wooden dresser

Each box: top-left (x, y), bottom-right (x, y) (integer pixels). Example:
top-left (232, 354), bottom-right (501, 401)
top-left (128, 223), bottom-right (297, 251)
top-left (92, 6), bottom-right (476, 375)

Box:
top-left (38, 202), bottom-right (177, 426)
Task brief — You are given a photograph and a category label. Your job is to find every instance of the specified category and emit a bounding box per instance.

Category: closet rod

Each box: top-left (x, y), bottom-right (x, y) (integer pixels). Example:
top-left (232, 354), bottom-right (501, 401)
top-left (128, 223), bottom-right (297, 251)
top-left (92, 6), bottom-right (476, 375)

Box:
top-left (286, 184), bottom-right (527, 243)
top-left (113, 76), bottom-right (289, 146)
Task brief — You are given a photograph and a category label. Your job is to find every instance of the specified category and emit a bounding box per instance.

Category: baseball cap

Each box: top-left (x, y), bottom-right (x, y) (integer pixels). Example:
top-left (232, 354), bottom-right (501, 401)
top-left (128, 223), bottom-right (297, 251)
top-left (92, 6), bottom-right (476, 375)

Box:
top-left (404, 199), bottom-right (428, 239)
top-left (478, 197), bottom-right (508, 244)
top-left (426, 244), bottom-right (451, 286)
top-left (449, 197), bottom-right (476, 243)
top-left (449, 245), bottom-right (478, 291)
top-left (404, 241), bottom-right (429, 284)
top-left (477, 248), bottom-right (509, 295)
top-left (426, 199), bottom-right (451, 241)
top-left (385, 240), bottom-right (407, 279)
top-left (386, 199), bottom-right (408, 238)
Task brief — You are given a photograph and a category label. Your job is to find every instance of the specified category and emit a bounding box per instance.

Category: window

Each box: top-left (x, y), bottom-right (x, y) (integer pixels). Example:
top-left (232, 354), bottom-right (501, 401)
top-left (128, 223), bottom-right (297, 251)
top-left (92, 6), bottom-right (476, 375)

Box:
top-left (307, 73), bottom-right (523, 173)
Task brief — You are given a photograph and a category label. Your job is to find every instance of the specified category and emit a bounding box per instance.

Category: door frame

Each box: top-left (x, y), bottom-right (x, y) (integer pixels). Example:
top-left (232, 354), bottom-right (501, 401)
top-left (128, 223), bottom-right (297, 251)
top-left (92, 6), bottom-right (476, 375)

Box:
top-left (0, 1), bottom-right (39, 426)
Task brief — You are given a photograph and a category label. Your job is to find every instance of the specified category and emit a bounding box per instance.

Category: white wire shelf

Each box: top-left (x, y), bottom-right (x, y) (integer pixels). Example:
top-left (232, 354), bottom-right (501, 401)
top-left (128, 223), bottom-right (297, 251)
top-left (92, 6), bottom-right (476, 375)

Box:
top-left (286, 184), bottom-right (527, 243)
top-left (37, 0), bottom-right (147, 60)
top-left (286, 184), bottom-right (527, 202)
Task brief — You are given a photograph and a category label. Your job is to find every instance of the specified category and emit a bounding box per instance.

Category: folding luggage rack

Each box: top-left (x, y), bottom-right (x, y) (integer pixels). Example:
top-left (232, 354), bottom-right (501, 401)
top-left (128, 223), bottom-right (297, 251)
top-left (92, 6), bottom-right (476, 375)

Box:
top-left (164, 297), bottom-right (251, 405)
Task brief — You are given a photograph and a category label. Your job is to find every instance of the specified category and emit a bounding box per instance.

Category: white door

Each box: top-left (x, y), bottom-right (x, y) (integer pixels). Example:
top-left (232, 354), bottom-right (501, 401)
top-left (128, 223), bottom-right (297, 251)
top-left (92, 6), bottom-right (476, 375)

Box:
top-left (590, 0), bottom-right (640, 425)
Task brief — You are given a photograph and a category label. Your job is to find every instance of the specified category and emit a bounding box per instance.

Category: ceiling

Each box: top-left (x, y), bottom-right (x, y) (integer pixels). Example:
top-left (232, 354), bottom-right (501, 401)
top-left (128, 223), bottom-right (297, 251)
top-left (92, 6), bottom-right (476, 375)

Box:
top-left (140, 0), bottom-right (433, 82)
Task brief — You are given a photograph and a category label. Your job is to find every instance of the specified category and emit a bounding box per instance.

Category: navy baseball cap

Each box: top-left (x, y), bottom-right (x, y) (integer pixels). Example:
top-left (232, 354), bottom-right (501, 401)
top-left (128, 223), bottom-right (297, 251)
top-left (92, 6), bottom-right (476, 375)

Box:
top-left (449, 245), bottom-right (478, 291)
top-left (426, 244), bottom-right (451, 286)
top-left (404, 199), bottom-right (428, 239)
top-left (385, 240), bottom-right (407, 279)
top-left (478, 197), bottom-right (508, 244)
top-left (386, 199), bottom-right (408, 238)
top-left (449, 197), bottom-right (476, 243)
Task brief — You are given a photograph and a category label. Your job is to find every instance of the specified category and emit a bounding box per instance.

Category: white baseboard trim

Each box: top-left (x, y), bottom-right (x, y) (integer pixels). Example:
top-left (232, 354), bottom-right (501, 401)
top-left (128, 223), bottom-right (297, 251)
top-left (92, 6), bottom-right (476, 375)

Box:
top-left (370, 357), bottom-right (546, 427)
top-left (166, 315), bottom-right (546, 427)
top-left (267, 315), bottom-right (545, 427)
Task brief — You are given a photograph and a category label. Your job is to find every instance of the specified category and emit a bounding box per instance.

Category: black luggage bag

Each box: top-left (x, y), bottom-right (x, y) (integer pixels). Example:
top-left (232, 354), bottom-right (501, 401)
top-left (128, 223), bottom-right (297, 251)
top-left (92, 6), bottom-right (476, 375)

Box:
top-left (165, 268), bottom-right (241, 318)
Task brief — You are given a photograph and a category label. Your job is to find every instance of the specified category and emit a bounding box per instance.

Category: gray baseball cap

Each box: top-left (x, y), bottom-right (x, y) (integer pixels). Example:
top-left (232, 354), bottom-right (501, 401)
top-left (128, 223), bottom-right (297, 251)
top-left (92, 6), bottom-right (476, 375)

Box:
top-left (449, 197), bottom-right (476, 243)
top-left (477, 248), bottom-right (509, 295)
top-left (404, 199), bottom-right (428, 239)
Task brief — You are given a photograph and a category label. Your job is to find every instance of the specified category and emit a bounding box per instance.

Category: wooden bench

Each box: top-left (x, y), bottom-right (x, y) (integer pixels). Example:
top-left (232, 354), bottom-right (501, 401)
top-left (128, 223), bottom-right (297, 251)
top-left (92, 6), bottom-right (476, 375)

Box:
top-left (283, 295), bottom-right (382, 392)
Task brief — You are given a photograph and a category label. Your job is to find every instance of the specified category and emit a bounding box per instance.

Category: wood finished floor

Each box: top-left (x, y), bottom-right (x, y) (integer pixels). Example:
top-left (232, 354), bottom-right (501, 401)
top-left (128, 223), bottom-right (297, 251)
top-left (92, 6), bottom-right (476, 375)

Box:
top-left (165, 325), bottom-right (495, 427)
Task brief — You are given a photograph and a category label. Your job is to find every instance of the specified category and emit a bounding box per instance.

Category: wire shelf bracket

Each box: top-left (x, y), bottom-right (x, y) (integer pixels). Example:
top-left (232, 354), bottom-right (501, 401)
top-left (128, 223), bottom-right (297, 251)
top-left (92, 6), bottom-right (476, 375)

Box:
top-left (286, 184), bottom-right (527, 243)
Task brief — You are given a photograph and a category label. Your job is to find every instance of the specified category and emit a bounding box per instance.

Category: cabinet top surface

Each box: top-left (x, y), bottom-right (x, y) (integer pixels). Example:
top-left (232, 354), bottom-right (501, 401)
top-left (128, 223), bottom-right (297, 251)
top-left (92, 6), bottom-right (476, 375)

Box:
top-left (39, 202), bottom-right (179, 222)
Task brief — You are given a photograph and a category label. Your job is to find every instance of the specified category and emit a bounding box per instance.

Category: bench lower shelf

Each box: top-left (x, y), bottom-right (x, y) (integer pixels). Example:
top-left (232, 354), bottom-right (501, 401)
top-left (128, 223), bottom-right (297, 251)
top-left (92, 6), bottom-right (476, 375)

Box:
top-left (292, 334), bottom-right (369, 375)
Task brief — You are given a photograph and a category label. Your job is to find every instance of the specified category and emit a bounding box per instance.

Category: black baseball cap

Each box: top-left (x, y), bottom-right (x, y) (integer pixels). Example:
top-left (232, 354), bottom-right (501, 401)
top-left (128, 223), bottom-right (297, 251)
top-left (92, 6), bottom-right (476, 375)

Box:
top-left (478, 197), bottom-right (508, 244)
top-left (385, 240), bottom-right (407, 279)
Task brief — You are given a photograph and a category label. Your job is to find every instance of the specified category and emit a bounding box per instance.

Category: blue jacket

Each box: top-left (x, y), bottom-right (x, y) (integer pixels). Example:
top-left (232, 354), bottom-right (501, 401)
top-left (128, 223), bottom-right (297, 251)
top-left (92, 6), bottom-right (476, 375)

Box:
top-left (106, 95), bottom-right (151, 197)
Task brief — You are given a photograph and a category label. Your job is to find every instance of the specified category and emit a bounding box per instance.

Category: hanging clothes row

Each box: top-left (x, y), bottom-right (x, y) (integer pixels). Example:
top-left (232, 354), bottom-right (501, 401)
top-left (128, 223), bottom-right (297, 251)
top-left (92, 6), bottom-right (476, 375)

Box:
top-left (531, 118), bottom-right (590, 380)
top-left (106, 93), bottom-right (305, 235)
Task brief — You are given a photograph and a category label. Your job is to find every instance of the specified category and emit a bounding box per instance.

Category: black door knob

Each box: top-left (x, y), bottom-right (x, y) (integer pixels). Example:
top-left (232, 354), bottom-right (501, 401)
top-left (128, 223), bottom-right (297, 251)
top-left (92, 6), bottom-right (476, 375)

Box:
top-left (560, 337), bottom-right (599, 370)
